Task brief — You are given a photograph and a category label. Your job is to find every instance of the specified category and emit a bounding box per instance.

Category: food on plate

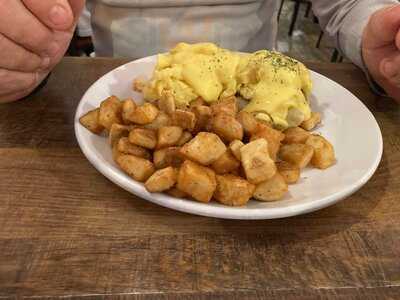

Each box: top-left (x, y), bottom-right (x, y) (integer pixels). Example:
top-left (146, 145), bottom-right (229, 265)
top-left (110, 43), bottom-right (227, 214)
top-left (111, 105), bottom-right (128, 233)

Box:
top-left (145, 167), bottom-right (177, 192)
top-left (306, 134), bottom-right (336, 169)
top-left (141, 42), bottom-right (312, 129)
top-left (279, 143), bottom-right (314, 169)
top-left (79, 44), bottom-right (336, 207)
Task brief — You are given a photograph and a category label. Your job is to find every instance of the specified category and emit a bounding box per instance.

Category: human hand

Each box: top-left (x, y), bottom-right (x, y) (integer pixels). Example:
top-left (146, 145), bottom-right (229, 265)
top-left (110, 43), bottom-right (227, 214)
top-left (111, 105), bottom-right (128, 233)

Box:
top-left (0, 0), bottom-right (85, 103)
top-left (362, 5), bottom-right (400, 102)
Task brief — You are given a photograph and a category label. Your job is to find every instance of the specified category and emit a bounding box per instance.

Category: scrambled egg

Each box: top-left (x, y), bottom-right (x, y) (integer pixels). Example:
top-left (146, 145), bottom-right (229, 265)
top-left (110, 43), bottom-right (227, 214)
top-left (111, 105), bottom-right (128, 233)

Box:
top-left (143, 42), bottom-right (312, 129)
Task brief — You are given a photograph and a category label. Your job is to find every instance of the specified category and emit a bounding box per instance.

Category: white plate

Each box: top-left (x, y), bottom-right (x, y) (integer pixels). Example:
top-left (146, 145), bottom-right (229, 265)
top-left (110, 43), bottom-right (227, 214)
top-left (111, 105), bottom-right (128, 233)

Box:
top-left (74, 55), bottom-right (383, 219)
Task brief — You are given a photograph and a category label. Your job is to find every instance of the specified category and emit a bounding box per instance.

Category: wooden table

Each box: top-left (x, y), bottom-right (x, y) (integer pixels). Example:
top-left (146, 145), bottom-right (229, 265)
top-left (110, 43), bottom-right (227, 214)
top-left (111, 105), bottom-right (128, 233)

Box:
top-left (1, 57), bottom-right (399, 299)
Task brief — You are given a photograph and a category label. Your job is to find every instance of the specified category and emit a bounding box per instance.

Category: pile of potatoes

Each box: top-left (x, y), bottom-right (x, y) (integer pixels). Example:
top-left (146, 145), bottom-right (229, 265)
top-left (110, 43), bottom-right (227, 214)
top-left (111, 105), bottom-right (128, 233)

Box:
top-left (80, 92), bottom-right (335, 206)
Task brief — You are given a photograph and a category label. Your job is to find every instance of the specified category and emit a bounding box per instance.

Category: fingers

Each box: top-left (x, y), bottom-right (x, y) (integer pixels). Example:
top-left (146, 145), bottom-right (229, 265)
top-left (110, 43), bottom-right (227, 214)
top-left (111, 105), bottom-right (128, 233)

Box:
top-left (68, 0), bottom-right (86, 23)
top-left (0, 69), bottom-right (38, 95)
top-left (0, 1), bottom-right (54, 56)
top-left (0, 33), bottom-right (46, 73)
top-left (380, 53), bottom-right (400, 86)
top-left (365, 4), bottom-right (400, 49)
top-left (22, 0), bottom-right (74, 31)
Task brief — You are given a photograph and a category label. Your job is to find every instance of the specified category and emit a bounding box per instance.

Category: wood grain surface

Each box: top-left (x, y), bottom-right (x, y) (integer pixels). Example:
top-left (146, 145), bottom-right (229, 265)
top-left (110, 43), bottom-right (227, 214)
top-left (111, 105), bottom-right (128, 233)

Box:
top-left (0, 57), bottom-right (399, 299)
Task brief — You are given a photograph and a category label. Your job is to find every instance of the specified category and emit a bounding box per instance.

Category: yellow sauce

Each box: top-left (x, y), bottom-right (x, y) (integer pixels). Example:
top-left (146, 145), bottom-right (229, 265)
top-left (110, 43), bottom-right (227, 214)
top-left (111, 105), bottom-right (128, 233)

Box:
top-left (143, 43), bottom-right (312, 129)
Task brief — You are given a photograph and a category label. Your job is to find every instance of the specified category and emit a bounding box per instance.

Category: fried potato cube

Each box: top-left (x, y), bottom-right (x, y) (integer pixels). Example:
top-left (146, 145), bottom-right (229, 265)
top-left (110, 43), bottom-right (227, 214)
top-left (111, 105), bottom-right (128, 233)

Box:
top-left (214, 174), bottom-right (255, 206)
top-left (211, 113), bottom-right (244, 143)
top-left (157, 126), bottom-right (183, 149)
top-left (276, 161), bottom-right (300, 184)
top-left (306, 135), bottom-right (336, 169)
top-left (145, 167), bottom-right (177, 193)
top-left (171, 109), bottom-right (196, 132)
top-left (177, 160), bottom-right (216, 203)
top-left (301, 112), bottom-right (321, 131)
top-left (127, 103), bottom-right (159, 125)
top-left (189, 97), bottom-right (206, 108)
top-left (166, 187), bottom-right (188, 198)
top-left (191, 105), bottom-right (212, 133)
top-left (98, 96), bottom-right (122, 130)
top-left (144, 111), bottom-right (171, 130)
top-left (79, 108), bottom-right (104, 134)
top-left (117, 137), bottom-right (151, 160)
top-left (112, 143), bottom-right (122, 162)
top-left (180, 132), bottom-right (226, 165)
top-left (240, 139), bottom-right (277, 184)
top-left (132, 77), bottom-right (146, 92)
top-left (253, 173), bottom-right (288, 202)
top-left (176, 131), bottom-right (193, 146)
top-left (211, 96), bottom-right (238, 117)
top-left (117, 154), bottom-right (155, 182)
top-left (251, 124), bottom-right (285, 161)
top-left (237, 111), bottom-right (258, 135)
top-left (153, 147), bottom-right (184, 169)
top-left (211, 150), bottom-right (241, 174)
top-left (121, 98), bottom-right (137, 125)
top-left (109, 123), bottom-right (132, 146)
top-left (279, 143), bottom-right (314, 169)
top-left (229, 140), bottom-right (245, 161)
top-left (129, 128), bottom-right (157, 149)
top-left (283, 127), bottom-right (311, 144)
top-left (158, 90), bottom-right (176, 115)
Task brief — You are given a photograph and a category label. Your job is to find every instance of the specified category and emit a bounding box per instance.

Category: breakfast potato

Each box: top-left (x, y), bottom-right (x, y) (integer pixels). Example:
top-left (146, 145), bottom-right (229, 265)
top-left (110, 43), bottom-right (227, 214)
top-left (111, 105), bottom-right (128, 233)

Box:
top-left (132, 77), bottom-right (146, 92)
top-left (129, 128), bottom-right (157, 149)
top-left (283, 127), bottom-right (310, 144)
top-left (276, 161), bottom-right (300, 184)
top-left (253, 173), bottom-right (288, 202)
top-left (117, 154), bottom-right (155, 182)
top-left (98, 96), bottom-right (122, 130)
top-left (144, 111), bottom-right (171, 130)
top-left (112, 143), bottom-right (122, 162)
top-left (279, 143), bottom-right (314, 169)
top-left (167, 187), bottom-right (188, 198)
top-left (301, 112), bottom-right (321, 131)
top-left (177, 160), bottom-right (217, 203)
top-left (157, 126), bottom-right (183, 149)
top-left (211, 150), bottom-right (240, 174)
top-left (229, 140), bottom-right (244, 161)
top-left (306, 135), bottom-right (336, 169)
top-left (145, 167), bottom-right (177, 192)
top-left (240, 139), bottom-right (277, 184)
top-left (236, 111), bottom-right (258, 135)
top-left (153, 147), bottom-right (184, 169)
top-left (109, 123), bottom-right (132, 146)
top-left (211, 113), bottom-right (244, 143)
top-left (121, 98), bottom-right (137, 124)
top-left (79, 108), bottom-right (104, 134)
top-left (214, 174), bottom-right (255, 206)
top-left (117, 137), bottom-right (151, 160)
top-left (189, 97), bottom-right (206, 108)
top-left (176, 131), bottom-right (193, 146)
top-left (191, 105), bottom-right (212, 132)
top-left (159, 90), bottom-right (176, 115)
top-left (210, 96), bottom-right (238, 117)
top-left (127, 103), bottom-right (159, 125)
top-left (251, 124), bottom-right (285, 161)
top-left (180, 132), bottom-right (226, 165)
top-left (171, 109), bottom-right (197, 131)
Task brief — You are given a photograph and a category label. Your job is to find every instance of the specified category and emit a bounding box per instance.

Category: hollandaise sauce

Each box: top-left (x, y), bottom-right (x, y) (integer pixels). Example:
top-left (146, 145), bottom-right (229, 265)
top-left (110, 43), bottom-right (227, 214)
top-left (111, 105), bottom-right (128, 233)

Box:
top-left (143, 43), bottom-right (312, 129)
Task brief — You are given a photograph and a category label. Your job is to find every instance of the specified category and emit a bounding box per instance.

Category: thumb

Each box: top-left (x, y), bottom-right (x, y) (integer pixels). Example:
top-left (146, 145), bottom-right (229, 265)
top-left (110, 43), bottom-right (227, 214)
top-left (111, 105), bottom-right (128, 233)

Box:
top-left (22, 0), bottom-right (76, 31)
top-left (68, 0), bottom-right (86, 23)
top-left (364, 4), bottom-right (400, 49)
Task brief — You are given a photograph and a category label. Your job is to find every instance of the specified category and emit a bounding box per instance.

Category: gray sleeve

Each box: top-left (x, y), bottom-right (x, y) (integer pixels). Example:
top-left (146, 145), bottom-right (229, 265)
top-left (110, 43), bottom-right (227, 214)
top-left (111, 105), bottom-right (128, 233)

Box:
top-left (311, 0), bottom-right (398, 69)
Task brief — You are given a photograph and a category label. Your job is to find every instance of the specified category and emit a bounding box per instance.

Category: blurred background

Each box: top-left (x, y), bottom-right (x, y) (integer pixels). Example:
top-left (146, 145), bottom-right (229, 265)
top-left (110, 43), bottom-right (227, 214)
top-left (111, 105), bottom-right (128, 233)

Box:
top-left (67, 0), bottom-right (344, 63)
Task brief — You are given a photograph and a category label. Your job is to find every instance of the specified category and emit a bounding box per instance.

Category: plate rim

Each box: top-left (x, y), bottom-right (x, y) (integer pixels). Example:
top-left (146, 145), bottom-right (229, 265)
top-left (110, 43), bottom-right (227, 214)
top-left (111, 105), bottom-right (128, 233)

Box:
top-left (74, 55), bottom-right (383, 220)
